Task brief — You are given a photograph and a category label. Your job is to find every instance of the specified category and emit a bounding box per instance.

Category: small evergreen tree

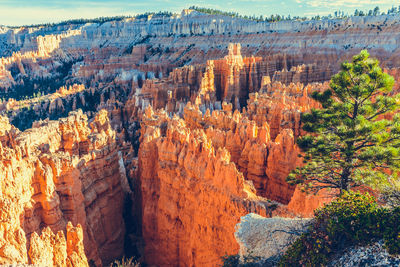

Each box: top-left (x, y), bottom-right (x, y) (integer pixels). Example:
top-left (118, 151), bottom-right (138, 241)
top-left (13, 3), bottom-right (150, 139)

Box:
top-left (368, 9), bottom-right (373, 16)
top-left (373, 6), bottom-right (380, 16)
top-left (287, 50), bottom-right (400, 194)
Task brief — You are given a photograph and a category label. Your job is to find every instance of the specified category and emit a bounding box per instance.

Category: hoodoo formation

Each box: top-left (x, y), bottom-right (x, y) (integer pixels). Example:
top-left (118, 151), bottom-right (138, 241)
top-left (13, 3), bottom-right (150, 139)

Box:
top-left (0, 110), bottom-right (127, 265)
top-left (1, 7), bottom-right (400, 266)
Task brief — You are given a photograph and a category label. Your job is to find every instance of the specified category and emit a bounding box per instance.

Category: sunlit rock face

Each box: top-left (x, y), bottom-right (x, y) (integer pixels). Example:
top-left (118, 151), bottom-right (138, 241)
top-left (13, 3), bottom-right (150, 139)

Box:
top-left (137, 106), bottom-right (290, 267)
top-left (234, 213), bottom-right (311, 262)
top-left (1, 9), bottom-right (400, 267)
top-left (28, 222), bottom-right (88, 267)
top-left (0, 110), bottom-right (128, 266)
top-left (134, 81), bottom-right (331, 265)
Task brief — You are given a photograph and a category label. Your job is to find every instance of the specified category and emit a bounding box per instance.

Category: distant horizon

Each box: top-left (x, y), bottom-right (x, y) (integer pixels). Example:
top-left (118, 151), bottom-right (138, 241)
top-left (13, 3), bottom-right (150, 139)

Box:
top-left (1, 0), bottom-right (399, 27)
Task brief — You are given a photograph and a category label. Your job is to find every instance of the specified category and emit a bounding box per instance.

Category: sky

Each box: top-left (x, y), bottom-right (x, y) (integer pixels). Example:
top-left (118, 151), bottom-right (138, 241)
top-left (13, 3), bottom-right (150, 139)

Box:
top-left (0, 0), bottom-right (399, 26)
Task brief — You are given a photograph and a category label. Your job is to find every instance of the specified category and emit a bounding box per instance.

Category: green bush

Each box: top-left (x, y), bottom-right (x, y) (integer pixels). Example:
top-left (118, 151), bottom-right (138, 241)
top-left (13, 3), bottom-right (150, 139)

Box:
top-left (109, 257), bottom-right (140, 267)
top-left (382, 207), bottom-right (400, 254)
top-left (279, 191), bottom-right (400, 266)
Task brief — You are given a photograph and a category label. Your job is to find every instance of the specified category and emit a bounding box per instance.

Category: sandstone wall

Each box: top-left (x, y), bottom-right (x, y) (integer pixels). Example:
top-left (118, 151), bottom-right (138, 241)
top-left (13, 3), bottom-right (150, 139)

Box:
top-left (2, 11), bottom-right (400, 92)
top-left (137, 106), bottom-right (286, 266)
top-left (2, 12), bottom-right (400, 54)
top-left (0, 110), bottom-right (128, 266)
top-left (183, 101), bottom-right (303, 204)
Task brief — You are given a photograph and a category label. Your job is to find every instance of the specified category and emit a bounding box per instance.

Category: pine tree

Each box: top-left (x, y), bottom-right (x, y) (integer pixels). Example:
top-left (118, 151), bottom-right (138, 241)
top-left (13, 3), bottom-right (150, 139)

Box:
top-left (287, 50), bottom-right (400, 195)
top-left (373, 6), bottom-right (380, 16)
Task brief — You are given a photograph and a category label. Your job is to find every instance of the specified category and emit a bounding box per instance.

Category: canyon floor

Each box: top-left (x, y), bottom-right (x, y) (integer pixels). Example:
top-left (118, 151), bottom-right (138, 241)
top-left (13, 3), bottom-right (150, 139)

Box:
top-left (1, 9), bottom-right (400, 267)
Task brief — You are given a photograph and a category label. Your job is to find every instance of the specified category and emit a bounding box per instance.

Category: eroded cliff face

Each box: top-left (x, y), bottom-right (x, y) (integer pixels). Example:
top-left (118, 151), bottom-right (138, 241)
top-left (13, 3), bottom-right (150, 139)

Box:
top-left (0, 110), bottom-right (128, 266)
top-left (2, 10), bottom-right (400, 96)
top-left (28, 222), bottom-right (88, 267)
top-left (0, 29), bottom-right (82, 88)
top-left (246, 81), bottom-right (325, 139)
top-left (135, 83), bottom-right (331, 265)
top-left (137, 106), bottom-right (289, 266)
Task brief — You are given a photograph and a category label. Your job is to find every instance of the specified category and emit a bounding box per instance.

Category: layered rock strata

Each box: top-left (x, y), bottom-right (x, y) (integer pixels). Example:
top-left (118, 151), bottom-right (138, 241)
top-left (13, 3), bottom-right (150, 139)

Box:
top-left (2, 11), bottom-right (400, 94)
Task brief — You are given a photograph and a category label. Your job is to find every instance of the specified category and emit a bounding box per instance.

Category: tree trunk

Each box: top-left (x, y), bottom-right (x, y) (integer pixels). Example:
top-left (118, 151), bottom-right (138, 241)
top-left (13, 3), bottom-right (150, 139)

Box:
top-left (340, 167), bottom-right (350, 195)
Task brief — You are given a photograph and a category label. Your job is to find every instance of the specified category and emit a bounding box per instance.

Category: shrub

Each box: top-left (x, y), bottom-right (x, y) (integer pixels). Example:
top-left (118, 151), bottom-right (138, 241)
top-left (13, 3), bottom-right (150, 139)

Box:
top-left (279, 191), bottom-right (400, 266)
top-left (382, 207), bottom-right (400, 254)
top-left (110, 257), bottom-right (140, 267)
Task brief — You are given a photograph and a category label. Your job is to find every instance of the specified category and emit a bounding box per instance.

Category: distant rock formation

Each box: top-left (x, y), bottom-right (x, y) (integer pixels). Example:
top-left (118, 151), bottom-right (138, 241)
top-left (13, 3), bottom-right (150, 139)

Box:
top-left (2, 12), bottom-right (400, 93)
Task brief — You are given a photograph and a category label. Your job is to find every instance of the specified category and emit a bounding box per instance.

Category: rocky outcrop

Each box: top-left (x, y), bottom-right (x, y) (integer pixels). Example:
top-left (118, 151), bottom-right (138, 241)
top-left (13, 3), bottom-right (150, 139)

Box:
top-left (0, 84), bottom-right (85, 113)
top-left (234, 213), bottom-right (311, 263)
top-left (0, 109), bottom-right (128, 266)
top-left (287, 187), bottom-right (335, 217)
top-left (328, 240), bottom-right (400, 267)
top-left (182, 102), bottom-right (301, 205)
top-left (209, 43), bottom-right (264, 108)
top-left (133, 43), bottom-right (329, 117)
top-left (2, 82), bottom-right (134, 132)
top-left (137, 106), bottom-right (288, 267)
top-left (246, 82), bottom-right (324, 139)
top-left (0, 41), bottom-right (359, 267)
top-left (0, 29), bottom-right (81, 89)
top-left (272, 64), bottom-right (333, 85)
top-left (28, 222), bottom-right (88, 267)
